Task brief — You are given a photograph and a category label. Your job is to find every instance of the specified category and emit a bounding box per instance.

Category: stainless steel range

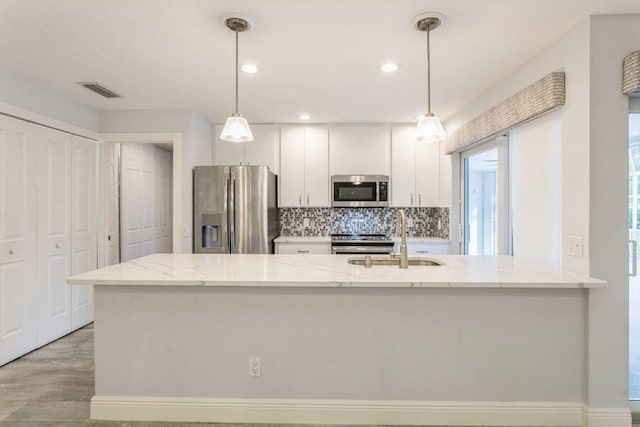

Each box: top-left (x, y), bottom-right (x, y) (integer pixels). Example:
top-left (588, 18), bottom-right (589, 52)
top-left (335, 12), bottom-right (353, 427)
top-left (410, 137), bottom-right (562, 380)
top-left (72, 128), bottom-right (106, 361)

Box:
top-left (331, 233), bottom-right (395, 255)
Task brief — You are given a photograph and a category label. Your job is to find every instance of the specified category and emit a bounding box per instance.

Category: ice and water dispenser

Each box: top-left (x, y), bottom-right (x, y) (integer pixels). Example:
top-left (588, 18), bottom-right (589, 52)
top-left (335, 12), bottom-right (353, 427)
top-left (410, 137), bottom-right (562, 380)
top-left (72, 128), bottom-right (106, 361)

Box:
top-left (201, 213), bottom-right (223, 249)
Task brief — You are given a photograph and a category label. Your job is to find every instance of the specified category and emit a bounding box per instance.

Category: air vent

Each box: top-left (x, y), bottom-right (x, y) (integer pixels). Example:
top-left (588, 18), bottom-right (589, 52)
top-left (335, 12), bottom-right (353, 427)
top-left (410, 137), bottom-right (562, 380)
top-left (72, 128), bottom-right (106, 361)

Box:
top-left (77, 82), bottom-right (122, 99)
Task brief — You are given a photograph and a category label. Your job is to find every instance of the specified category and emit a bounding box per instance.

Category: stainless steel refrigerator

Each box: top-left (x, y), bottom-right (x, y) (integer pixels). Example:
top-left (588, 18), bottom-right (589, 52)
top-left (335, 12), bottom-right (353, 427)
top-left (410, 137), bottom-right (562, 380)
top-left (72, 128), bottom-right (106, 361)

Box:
top-left (193, 165), bottom-right (278, 254)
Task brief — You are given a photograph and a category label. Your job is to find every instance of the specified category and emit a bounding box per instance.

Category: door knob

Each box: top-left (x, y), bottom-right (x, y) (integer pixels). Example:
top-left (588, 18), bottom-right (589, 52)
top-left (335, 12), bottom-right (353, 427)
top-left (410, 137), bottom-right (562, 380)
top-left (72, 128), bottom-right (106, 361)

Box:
top-left (9, 249), bottom-right (15, 255)
top-left (56, 243), bottom-right (61, 249)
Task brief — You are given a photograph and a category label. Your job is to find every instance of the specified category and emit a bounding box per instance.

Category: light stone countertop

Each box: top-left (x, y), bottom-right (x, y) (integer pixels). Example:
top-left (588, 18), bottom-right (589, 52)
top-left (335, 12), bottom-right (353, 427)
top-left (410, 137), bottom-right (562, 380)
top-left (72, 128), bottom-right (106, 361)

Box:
top-left (67, 253), bottom-right (606, 289)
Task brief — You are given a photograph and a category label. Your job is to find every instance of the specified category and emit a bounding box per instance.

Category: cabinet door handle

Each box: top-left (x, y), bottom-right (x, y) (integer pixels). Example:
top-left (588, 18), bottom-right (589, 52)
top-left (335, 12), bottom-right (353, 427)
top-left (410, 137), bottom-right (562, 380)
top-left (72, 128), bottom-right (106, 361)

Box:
top-left (297, 250), bottom-right (310, 254)
top-left (410, 194), bottom-right (414, 206)
top-left (299, 194), bottom-right (302, 206)
top-left (416, 250), bottom-right (429, 254)
top-left (306, 194), bottom-right (310, 205)
top-left (419, 194), bottom-right (422, 206)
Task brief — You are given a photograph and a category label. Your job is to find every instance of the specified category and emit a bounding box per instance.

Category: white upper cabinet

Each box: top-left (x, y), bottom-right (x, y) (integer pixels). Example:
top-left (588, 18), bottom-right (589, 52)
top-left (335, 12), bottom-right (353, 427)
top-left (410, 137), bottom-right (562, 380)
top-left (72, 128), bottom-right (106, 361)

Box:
top-left (391, 125), bottom-right (440, 207)
top-left (329, 125), bottom-right (390, 175)
top-left (304, 126), bottom-right (329, 206)
top-left (280, 125), bottom-right (329, 207)
top-left (215, 124), bottom-right (279, 174)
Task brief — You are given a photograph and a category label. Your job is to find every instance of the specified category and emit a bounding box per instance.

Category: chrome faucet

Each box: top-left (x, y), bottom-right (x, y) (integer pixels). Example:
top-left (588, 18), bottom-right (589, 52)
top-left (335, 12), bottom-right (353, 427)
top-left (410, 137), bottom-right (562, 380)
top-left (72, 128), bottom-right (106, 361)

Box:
top-left (393, 209), bottom-right (409, 268)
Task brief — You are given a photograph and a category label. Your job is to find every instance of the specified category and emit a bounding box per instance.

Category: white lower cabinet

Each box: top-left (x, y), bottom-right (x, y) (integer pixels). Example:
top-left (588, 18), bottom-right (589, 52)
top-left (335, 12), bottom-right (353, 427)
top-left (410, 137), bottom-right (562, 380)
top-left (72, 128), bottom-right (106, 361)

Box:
top-left (0, 115), bottom-right (97, 365)
top-left (275, 242), bottom-right (331, 254)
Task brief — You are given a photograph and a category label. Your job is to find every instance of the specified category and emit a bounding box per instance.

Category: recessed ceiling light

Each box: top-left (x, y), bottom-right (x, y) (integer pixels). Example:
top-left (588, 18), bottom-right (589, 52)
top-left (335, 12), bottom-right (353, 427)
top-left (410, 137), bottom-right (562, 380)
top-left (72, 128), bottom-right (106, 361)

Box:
top-left (379, 63), bottom-right (399, 73)
top-left (299, 113), bottom-right (311, 120)
top-left (241, 64), bottom-right (259, 73)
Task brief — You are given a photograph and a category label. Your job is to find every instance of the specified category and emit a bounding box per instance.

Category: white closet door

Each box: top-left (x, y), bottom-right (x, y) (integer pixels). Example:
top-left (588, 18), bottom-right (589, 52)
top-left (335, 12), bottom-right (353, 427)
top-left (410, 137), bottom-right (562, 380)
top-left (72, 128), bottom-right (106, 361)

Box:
top-left (0, 116), bottom-right (37, 365)
top-left (36, 127), bottom-right (72, 345)
top-left (71, 137), bottom-right (97, 329)
top-left (106, 143), bottom-right (120, 265)
top-left (154, 147), bottom-right (172, 253)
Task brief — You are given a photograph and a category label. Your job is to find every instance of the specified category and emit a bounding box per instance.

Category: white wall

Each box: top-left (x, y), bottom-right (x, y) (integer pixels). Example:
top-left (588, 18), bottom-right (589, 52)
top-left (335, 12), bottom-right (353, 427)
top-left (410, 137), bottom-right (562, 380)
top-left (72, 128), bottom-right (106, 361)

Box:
top-left (446, 14), bottom-right (640, 417)
top-left (100, 110), bottom-right (213, 253)
top-left (0, 69), bottom-right (99, 132)
top-left (588, 14), bottom-right (640, 411)
top-left (446, 19), bottom-right (590, 274)
top-left (510, 111), bottom-right (562, 267)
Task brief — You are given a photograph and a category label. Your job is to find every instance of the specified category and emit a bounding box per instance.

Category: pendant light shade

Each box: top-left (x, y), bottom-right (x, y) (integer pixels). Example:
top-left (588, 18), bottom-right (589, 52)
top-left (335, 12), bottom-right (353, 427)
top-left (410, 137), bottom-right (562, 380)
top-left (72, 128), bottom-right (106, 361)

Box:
top-left (414, 113), bottom-right (446, 143)
top-left (221, 17), bottom-right (254, 142)
top-left (220, 114), bottom-right (254, 142)
top-left (413, 13), bottom-right (446, 143)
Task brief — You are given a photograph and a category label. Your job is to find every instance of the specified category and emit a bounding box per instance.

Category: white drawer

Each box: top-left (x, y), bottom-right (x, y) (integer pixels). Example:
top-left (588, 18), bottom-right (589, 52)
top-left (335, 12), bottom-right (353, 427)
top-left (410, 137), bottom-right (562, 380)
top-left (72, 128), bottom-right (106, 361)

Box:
top-left (394, 242), bottom-right (451, 255)
top-left (275, 242), bottom-right (331, 254)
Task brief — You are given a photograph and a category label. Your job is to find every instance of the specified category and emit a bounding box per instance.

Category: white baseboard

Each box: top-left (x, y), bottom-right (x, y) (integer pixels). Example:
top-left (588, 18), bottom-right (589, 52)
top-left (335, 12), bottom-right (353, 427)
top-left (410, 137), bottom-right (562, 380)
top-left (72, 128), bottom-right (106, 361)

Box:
top-left (91, 396), bottom-right (595, 426)
top-left (585, 407), bottom-right (632, 427)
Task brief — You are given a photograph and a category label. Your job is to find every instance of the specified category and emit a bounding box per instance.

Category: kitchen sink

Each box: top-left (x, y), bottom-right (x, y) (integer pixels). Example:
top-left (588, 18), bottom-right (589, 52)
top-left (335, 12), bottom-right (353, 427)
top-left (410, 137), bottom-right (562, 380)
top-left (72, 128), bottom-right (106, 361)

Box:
top-left (347, 256), bottom-right (444, 267)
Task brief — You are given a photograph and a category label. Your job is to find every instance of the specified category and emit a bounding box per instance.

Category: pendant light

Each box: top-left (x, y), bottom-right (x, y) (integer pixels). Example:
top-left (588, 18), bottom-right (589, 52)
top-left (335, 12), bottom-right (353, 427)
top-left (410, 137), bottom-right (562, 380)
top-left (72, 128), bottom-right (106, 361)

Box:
top-left (413, 13), bottom-right (446, 143)
top-left (220, 17), bottom-right (254, 142)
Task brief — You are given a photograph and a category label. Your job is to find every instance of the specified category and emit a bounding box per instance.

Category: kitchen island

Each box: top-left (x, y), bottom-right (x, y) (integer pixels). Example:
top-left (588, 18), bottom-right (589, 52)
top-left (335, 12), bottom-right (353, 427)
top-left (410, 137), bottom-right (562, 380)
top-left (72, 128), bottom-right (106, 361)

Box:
top-left (68, 254), bottom-right (605, 426)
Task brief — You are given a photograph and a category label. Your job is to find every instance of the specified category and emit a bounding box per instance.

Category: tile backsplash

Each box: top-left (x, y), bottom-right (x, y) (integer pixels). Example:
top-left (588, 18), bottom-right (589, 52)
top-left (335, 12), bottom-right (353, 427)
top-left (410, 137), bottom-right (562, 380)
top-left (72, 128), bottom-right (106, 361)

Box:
top-left (279, 207), bottom-right (449, 239)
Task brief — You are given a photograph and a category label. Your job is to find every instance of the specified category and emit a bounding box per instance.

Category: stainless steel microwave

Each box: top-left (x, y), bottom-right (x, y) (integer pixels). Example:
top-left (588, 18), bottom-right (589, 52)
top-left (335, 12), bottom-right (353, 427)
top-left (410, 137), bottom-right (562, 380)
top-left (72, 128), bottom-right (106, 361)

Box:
top-left (331, 175), bottom-right (389, 207)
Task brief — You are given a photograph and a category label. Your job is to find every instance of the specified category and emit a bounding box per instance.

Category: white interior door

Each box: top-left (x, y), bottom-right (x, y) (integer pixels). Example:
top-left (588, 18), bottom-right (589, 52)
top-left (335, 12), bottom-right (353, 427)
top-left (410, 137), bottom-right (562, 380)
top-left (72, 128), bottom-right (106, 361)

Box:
top-left (36, 127), bottom-right (72, 345)
top-left (107, 143), bottom-right (120, 265)
top-left (120, 143), bottom-right (173, 261)
top-left (71, 137), bottom-right (97, 329)
top-left (154, 146), bottom-right (172, 253)
top-left (0, 115), bottom-right (37, 365)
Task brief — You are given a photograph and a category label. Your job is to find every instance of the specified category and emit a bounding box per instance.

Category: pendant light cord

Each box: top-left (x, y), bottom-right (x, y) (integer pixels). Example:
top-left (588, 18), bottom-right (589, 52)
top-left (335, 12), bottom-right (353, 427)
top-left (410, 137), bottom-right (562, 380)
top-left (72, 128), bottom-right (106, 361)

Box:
top-left (426, 24), bottom-right (431, 115)
top-left (235, 29), bottom-right (239, 115)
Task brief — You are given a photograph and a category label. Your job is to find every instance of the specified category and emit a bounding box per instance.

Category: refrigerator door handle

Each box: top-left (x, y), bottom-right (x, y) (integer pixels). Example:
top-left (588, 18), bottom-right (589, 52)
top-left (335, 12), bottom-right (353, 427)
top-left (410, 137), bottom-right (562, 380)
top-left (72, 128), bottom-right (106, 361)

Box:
top-left (229, 174), bottom-right (236, 253)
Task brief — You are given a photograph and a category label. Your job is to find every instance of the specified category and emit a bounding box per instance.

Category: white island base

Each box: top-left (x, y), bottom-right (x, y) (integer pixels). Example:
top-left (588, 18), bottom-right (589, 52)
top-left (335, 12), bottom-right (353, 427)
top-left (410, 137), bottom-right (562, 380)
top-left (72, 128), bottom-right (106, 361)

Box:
top-left (68, 254), bottom-right (611, 426)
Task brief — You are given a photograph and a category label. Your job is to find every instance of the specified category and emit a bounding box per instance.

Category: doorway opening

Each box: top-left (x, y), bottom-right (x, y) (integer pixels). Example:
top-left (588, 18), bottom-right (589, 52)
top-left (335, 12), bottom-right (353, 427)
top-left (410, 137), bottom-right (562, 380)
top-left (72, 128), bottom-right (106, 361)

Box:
top-left (97, 133), bottom-right (182, 267)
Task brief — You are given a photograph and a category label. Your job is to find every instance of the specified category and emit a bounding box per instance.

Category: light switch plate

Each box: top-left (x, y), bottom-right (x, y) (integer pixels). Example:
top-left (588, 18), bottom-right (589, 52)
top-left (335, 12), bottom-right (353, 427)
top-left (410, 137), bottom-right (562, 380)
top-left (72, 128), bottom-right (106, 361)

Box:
top-left (567, 235), bottom-right (583, 257)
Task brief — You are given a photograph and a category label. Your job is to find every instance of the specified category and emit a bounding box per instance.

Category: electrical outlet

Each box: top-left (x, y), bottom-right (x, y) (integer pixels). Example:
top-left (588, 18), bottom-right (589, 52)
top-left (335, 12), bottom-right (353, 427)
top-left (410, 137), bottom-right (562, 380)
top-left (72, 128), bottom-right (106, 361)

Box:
top-left (303, 218), bottom-right (310, 227)
top-left (249, 357), bottom-right (261, 377)
top-left (567, 235), bottom-right (583, 257)
top-left (437, 218), bottom-right (442, 230)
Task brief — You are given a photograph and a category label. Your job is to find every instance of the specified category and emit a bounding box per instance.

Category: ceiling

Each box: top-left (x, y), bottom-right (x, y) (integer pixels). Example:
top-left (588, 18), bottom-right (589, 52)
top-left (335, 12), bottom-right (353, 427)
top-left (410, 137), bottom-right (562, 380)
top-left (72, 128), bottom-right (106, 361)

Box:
top-left (1, 0), bottom-right (639, 125)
